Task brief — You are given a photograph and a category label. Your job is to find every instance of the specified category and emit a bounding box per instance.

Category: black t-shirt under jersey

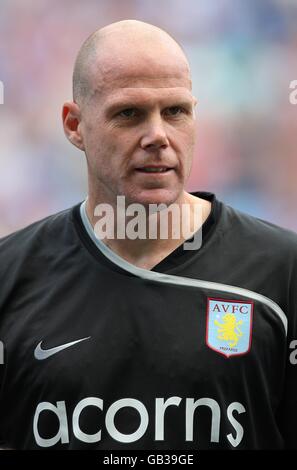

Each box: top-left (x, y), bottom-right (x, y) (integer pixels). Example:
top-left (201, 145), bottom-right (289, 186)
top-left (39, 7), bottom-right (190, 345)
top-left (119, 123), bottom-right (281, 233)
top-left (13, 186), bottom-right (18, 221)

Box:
top-left (0, 192), bottom-right (297, 450)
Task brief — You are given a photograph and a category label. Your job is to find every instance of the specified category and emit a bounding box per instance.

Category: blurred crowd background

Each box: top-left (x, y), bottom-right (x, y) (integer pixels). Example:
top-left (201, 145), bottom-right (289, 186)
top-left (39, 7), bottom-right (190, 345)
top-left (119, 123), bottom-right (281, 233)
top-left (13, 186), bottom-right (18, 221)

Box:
top-left (0, 0), bottom-right (297, 237)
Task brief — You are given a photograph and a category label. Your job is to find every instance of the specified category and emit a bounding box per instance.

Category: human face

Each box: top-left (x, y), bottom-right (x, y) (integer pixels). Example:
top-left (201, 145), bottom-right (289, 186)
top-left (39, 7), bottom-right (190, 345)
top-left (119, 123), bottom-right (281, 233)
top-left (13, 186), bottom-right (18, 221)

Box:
top-left (80, 64), bottom-right (197, 208)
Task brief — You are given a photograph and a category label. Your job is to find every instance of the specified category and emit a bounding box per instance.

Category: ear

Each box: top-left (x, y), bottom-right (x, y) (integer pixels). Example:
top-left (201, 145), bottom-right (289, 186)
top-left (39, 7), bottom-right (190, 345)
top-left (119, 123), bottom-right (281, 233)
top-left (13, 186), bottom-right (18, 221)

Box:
top-left (62, 101), bottom-right (85, 151)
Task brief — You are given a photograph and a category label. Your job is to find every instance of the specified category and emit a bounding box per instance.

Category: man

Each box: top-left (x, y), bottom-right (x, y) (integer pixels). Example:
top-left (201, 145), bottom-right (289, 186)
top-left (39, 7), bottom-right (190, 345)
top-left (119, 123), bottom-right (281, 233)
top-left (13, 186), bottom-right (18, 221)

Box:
top-left (0, 19), bottom-right (296, 450)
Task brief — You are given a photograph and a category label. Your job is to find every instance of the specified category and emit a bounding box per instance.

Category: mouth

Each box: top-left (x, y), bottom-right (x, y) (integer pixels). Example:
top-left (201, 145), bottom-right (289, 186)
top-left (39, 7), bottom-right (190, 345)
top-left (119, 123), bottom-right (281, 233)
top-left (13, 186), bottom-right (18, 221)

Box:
top-left (135, 166), bottom-right (174, 174)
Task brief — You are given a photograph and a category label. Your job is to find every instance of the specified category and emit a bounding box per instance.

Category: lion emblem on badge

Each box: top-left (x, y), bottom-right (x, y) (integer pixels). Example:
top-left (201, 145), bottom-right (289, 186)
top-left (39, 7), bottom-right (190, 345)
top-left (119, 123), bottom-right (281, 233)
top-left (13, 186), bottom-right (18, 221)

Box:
top-left (214, 313), bottom-right (243, 348)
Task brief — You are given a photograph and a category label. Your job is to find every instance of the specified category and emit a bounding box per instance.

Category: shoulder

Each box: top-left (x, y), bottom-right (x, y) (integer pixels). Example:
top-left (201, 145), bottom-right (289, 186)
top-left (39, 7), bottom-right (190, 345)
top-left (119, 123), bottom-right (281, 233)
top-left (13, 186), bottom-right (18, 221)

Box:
top-left (0, 205), bottom-right (78, 265)
top-left (220, 201), bottom-right (297, 259)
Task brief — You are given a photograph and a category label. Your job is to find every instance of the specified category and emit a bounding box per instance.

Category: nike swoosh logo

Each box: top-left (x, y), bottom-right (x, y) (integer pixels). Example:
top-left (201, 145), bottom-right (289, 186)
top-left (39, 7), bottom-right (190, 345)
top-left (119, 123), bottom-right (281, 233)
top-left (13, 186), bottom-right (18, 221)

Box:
top-left (34, 336), bottom-right (91, 360)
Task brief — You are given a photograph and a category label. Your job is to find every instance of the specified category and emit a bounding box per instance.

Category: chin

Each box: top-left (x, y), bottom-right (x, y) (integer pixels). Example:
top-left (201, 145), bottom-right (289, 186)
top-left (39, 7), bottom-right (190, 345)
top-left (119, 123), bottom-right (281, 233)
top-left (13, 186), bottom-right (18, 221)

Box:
top-left (127, 188), bottom-right (181, 208)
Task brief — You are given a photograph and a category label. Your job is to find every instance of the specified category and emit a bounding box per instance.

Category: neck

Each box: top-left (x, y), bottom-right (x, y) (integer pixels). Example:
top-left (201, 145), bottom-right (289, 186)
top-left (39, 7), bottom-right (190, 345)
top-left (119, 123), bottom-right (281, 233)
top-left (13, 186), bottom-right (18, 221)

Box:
top-left (85, 191), bottom-right (211, 270)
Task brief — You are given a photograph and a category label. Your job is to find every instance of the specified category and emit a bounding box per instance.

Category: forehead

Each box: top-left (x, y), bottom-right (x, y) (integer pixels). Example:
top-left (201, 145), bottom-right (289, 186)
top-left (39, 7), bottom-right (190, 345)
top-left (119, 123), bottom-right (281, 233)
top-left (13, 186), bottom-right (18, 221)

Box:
top-left (101, 84), bottom-right (194, 111)
top-left (89, 48), bottom-right (192, 102)
top-left (92, 73), bottom-right (193, 109)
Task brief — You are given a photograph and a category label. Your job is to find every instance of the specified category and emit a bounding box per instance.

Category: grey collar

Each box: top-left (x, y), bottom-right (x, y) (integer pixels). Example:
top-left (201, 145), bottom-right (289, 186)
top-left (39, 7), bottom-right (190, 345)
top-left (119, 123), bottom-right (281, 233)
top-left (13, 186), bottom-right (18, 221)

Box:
top-left (79, 199), bottom-right (287, 334)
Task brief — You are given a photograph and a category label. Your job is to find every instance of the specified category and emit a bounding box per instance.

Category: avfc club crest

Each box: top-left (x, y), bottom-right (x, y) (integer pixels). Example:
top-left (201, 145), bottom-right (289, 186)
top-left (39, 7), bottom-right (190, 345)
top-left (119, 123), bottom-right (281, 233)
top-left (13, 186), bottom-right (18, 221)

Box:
top-left (206, 298), bottom-right (254, 358)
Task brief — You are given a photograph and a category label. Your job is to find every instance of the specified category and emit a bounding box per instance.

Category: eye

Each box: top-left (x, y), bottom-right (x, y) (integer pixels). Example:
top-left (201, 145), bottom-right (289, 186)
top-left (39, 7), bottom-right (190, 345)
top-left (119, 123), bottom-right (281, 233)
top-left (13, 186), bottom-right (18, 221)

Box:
top-left (164, 106), bottom-right (186, 117)
top-left (118, 108), bottom-right (137, 118)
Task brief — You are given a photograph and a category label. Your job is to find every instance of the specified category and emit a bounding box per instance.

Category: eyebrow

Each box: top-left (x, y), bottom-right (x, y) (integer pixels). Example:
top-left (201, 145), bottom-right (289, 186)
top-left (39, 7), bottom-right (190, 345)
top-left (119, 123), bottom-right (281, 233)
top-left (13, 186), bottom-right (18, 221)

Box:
top-left (105, 97), bottom-right (194, 115)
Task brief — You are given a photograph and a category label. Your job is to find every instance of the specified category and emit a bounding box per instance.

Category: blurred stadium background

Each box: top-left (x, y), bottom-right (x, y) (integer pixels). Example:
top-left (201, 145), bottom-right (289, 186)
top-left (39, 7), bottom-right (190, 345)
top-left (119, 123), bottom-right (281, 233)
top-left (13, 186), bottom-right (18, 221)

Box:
top-left (0, 0), bottom-right (297, 237)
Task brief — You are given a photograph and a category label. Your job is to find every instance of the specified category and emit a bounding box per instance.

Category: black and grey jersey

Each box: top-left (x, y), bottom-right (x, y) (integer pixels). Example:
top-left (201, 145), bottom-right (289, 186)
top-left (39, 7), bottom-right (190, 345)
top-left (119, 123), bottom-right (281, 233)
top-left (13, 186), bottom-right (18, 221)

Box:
top-left (0, 192), bottom-right (296, 450)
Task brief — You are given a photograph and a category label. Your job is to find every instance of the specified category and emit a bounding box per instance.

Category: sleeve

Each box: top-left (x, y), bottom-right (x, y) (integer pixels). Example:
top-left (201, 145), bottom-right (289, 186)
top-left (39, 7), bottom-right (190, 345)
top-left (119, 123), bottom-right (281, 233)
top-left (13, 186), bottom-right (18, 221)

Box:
top-left (276, 253), bottom-right (297, 449)
top-left (0, 339), bottom-right (8, 448)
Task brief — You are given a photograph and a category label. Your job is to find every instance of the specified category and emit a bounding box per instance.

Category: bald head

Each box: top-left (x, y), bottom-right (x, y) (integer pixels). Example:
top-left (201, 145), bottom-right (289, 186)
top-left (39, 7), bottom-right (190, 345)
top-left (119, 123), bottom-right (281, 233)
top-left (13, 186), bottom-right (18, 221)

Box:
top-left (72, 20), bottom-right (191, 106)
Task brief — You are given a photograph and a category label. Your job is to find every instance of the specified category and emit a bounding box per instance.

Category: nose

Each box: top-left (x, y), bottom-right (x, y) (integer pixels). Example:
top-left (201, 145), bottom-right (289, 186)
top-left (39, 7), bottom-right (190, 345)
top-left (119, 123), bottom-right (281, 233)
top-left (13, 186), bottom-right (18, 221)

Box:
top-left (140, 115), bottom-right (169, 151)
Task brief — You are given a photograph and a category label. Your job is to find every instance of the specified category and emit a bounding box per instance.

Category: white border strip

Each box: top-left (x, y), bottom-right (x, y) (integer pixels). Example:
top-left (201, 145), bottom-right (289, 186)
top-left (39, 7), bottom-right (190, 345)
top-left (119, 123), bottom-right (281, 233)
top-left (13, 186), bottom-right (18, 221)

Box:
top-left (80, 200), bottom-right (288, 335)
